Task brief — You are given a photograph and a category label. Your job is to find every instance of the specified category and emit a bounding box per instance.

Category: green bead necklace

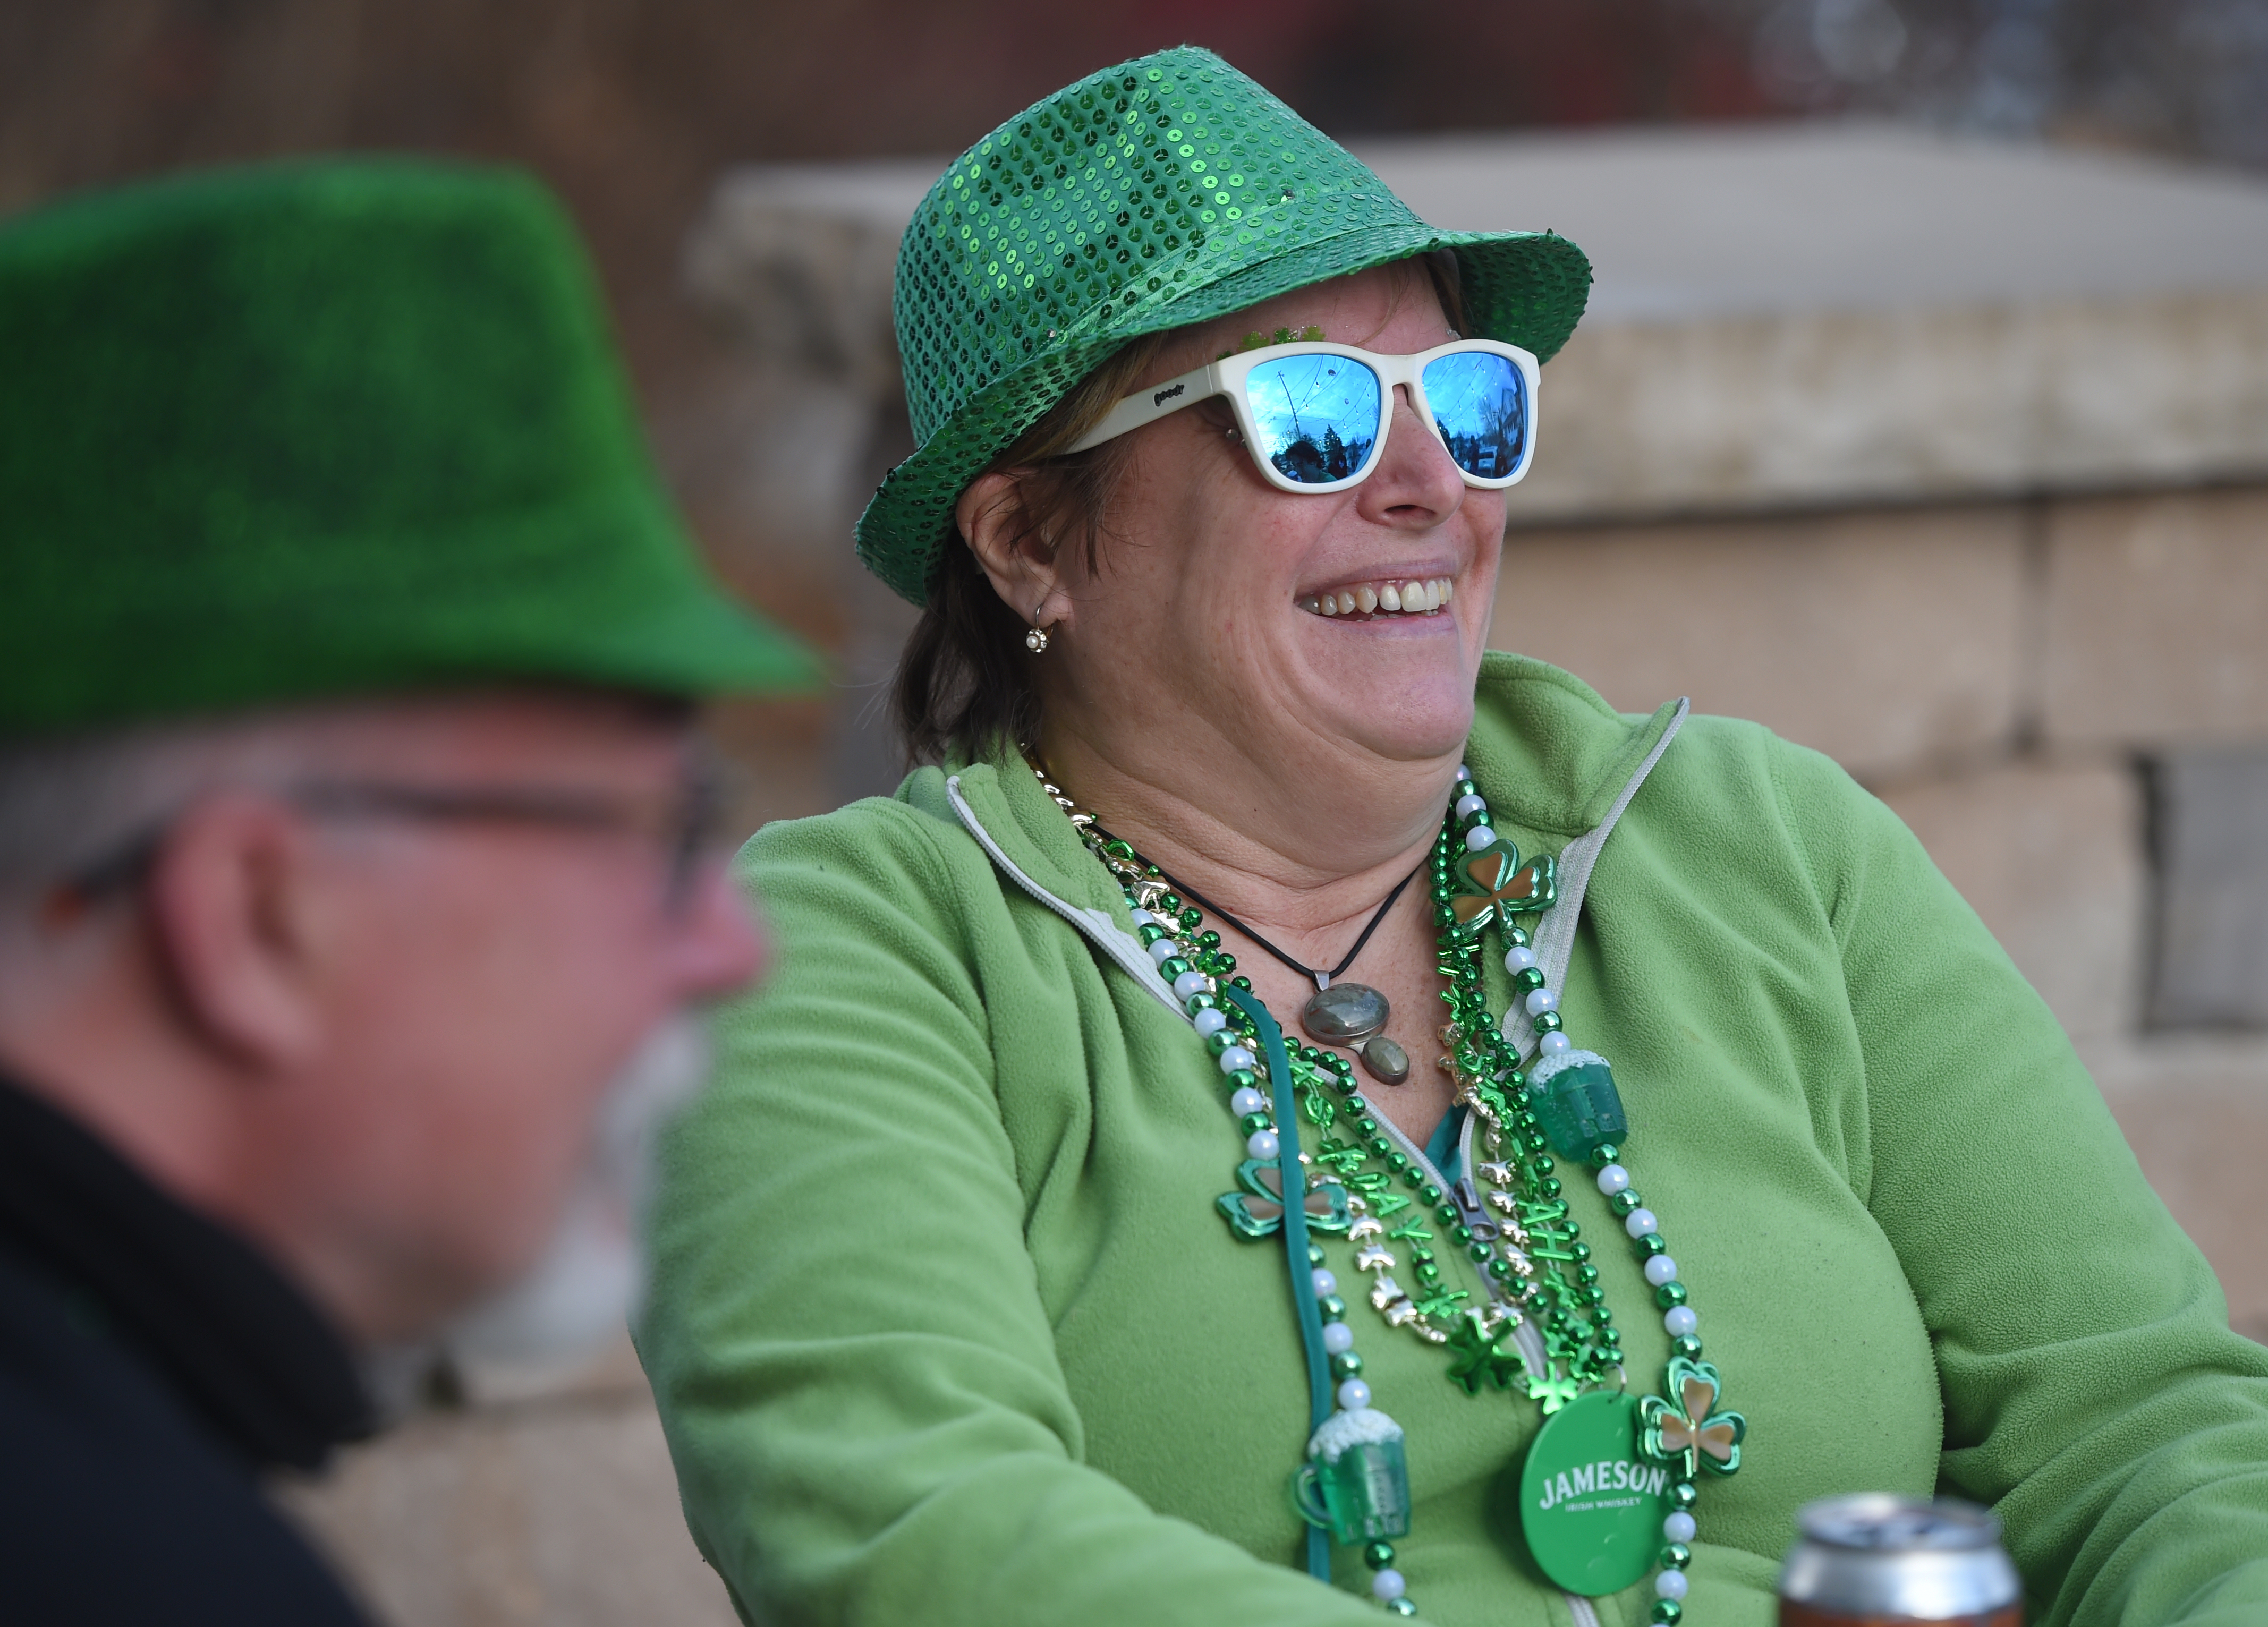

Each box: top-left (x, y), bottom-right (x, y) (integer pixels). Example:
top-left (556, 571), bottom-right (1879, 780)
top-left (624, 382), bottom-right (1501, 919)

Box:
top-left (1031, 759), bottom-right (1745, 1621)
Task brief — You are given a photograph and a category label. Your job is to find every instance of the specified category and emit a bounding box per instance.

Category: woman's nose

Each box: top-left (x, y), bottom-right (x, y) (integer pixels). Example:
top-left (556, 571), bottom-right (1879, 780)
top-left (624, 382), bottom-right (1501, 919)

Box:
top-left (1355, 385), bottom-right (1465, 526)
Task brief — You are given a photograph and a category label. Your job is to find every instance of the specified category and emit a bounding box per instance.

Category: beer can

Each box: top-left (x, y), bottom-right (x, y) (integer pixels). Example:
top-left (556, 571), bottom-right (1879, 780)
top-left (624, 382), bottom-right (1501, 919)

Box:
top-left (1778, 1494), bottom-right (2023, 1626)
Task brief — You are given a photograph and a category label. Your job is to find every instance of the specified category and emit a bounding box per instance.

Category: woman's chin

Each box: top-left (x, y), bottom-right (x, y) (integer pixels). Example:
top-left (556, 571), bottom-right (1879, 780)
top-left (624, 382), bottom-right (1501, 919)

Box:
top-left (1281, 611), bottom-right (1475, 745)
top-left (1294, 666), bottom-right (1476, 763)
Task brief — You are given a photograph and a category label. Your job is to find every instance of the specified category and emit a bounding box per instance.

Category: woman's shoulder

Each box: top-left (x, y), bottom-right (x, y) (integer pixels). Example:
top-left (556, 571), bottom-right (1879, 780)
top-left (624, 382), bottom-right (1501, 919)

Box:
top-left (1473, 650), bottom-right (1890, 875)
top-left (733, 765), bottom-right (1000, 906)
top-left (1475, 650), bottom-right (1797, 761)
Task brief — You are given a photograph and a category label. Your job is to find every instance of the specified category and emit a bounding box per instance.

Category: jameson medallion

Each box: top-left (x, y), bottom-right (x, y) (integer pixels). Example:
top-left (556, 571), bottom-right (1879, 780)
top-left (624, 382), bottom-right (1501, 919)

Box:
top-left (1778, 1496), bottom-right (2022, 1627)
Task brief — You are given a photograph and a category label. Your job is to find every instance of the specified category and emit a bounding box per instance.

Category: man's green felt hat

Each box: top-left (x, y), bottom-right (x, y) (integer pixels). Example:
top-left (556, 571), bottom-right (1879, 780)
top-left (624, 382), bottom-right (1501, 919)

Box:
top-left (0, 157), bottom-right (820, 738)
top-left (855, 46), bottom-right (1592, 605)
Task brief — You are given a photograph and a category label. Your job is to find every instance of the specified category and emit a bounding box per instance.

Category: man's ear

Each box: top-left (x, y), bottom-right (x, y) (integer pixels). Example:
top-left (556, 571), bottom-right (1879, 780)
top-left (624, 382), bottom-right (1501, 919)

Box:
top-left (956, 470), bottom-right (1075, 633)
top-left (142, 795), bottom-right (329, 1071)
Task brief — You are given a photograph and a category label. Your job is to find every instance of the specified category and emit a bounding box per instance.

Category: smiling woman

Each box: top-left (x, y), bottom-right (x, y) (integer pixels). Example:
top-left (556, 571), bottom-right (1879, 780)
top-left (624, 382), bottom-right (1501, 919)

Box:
top-left (637, 44), bottom-right (2268, 1627)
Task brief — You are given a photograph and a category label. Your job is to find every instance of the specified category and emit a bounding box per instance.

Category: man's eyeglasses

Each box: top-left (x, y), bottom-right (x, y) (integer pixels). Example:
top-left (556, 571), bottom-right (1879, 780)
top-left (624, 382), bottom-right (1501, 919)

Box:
top-left (60, 761), bottom-right (730, 915)
top-left (1067, 337), bottom-right (1540, 495)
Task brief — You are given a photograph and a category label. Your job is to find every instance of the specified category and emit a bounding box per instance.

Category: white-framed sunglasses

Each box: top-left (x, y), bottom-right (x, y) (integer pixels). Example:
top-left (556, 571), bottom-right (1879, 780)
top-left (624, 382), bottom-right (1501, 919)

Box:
top-left (1067, 337), bottom-right (1541, 494)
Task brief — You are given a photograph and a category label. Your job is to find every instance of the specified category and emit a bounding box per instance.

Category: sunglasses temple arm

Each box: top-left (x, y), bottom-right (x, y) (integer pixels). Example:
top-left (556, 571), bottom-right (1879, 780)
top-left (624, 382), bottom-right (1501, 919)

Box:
top-left (1065, 361), bottom-right (1221, 454)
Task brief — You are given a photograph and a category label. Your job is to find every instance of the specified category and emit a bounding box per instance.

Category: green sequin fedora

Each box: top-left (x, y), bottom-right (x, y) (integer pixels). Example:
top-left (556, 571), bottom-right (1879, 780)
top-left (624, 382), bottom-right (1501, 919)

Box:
top-left (0, 157), bottom-right (821, 739)
top-left (856, 46), bottom-right (1592, 605)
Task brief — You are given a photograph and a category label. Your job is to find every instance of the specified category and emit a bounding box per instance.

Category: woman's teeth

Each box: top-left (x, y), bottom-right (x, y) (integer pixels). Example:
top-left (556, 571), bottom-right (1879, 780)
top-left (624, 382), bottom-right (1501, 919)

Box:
top-left (1299, 577), bottom-right (1454, 619)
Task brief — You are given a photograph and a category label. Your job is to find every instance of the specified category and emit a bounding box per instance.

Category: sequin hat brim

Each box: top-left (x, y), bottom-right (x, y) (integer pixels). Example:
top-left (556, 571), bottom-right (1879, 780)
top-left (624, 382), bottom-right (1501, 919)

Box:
top-left (854, 46), bottom-right (1593, 606)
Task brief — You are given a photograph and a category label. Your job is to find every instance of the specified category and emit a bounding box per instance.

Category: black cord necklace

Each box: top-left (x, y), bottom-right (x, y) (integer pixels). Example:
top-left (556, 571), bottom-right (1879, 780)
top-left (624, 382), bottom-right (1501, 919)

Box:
top-left (1155, 863), bottom-right (1418, 992)
top-left (1037, 741), bottom-right (1424, 1086)
top-left (1152, 858), bottom-right (1423, 1087)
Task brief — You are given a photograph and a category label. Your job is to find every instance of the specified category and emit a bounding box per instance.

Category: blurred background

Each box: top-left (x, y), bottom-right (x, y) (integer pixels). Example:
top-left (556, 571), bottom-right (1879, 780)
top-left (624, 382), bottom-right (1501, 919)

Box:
top-left (6, 1), bottom-right (2266, 1621)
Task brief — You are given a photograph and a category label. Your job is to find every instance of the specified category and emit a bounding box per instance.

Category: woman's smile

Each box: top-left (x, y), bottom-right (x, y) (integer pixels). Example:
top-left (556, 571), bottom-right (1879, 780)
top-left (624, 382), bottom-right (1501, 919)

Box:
top-left (1299, 575), bottom-right (1456, 619)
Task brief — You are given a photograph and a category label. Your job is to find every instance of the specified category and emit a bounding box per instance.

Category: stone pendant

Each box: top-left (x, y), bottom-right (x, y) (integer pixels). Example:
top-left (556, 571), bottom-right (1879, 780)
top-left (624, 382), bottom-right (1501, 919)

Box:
top-left (1358, 1035), bottom-right (1410, 1086)
top-left (1301, 981), bottom-right (1389, 1045)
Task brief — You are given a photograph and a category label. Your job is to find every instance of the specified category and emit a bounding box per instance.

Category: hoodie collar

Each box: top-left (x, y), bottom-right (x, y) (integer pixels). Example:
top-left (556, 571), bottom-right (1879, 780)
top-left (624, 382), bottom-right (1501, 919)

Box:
top-left (928, 749), bottom-right (1152, 921)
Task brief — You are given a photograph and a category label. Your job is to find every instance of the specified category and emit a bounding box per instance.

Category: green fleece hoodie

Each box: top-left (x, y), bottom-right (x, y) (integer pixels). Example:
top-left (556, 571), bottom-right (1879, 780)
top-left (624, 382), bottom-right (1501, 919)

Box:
top-left (641, 652), bottom-right (2268, 1627)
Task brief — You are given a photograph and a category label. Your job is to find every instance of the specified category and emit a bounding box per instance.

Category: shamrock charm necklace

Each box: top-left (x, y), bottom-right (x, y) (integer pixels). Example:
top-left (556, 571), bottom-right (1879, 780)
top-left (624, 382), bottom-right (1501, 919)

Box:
top-left (1030, 754), bottom-right (1747, 1622)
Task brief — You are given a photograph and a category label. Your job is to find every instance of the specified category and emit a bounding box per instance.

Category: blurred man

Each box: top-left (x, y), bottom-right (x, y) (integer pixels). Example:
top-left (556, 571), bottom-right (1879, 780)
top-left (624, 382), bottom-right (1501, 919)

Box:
top-left (0, 159), bottom-right (817, 1624)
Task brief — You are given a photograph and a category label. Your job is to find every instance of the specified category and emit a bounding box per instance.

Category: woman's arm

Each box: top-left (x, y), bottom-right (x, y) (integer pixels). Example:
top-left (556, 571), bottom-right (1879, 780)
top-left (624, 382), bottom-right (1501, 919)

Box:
top-left (636, 798), bottom-right (1381, 1627)
top-left (1772, 740), bottom-right (2268, 1626)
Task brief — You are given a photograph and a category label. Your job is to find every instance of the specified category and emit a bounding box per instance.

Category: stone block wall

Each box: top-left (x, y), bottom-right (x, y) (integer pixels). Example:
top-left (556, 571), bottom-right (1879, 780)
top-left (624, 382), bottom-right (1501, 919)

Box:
top-left (2041, 489), bottom-right (2268, 748)
top-left (1490, 505), bottom-right (2029, 779)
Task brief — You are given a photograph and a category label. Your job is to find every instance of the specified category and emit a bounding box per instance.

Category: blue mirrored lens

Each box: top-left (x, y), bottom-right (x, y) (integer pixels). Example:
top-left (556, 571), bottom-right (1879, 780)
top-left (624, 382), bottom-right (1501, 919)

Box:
top-left (1422, 351), bottom-right (1526, 481)
top-left (1244, 354), bottom-right (1382, 485)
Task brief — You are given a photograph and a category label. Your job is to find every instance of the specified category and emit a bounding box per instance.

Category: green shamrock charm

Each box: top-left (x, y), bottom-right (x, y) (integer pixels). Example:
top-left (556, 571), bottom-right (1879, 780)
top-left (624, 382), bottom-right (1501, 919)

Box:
top-left (1445, 1311), bottom-right (1526, 1395)
top-left (1216, 1158), bottom-right (1352, 1241)
top-left (1638, 1356), bottom-right (1746, 1477)
top-left (1411, 1288), bottom-right (1472, 1321)
top-left (1525, 1370), bottom-right (1581, 1415)
top-left (1449, 838), bottom-right (1557, 931)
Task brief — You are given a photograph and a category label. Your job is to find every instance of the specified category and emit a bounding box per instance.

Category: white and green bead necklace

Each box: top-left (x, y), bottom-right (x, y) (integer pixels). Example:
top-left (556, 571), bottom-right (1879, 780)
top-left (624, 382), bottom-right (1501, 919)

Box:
top-left (1032, 758), bottom-right (1746, 1621)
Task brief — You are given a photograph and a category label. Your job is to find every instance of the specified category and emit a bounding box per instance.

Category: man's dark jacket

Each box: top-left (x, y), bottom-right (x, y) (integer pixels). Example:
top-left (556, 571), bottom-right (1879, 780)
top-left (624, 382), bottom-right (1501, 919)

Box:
top-left (0, 1075), bottom-right (375, 1623)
